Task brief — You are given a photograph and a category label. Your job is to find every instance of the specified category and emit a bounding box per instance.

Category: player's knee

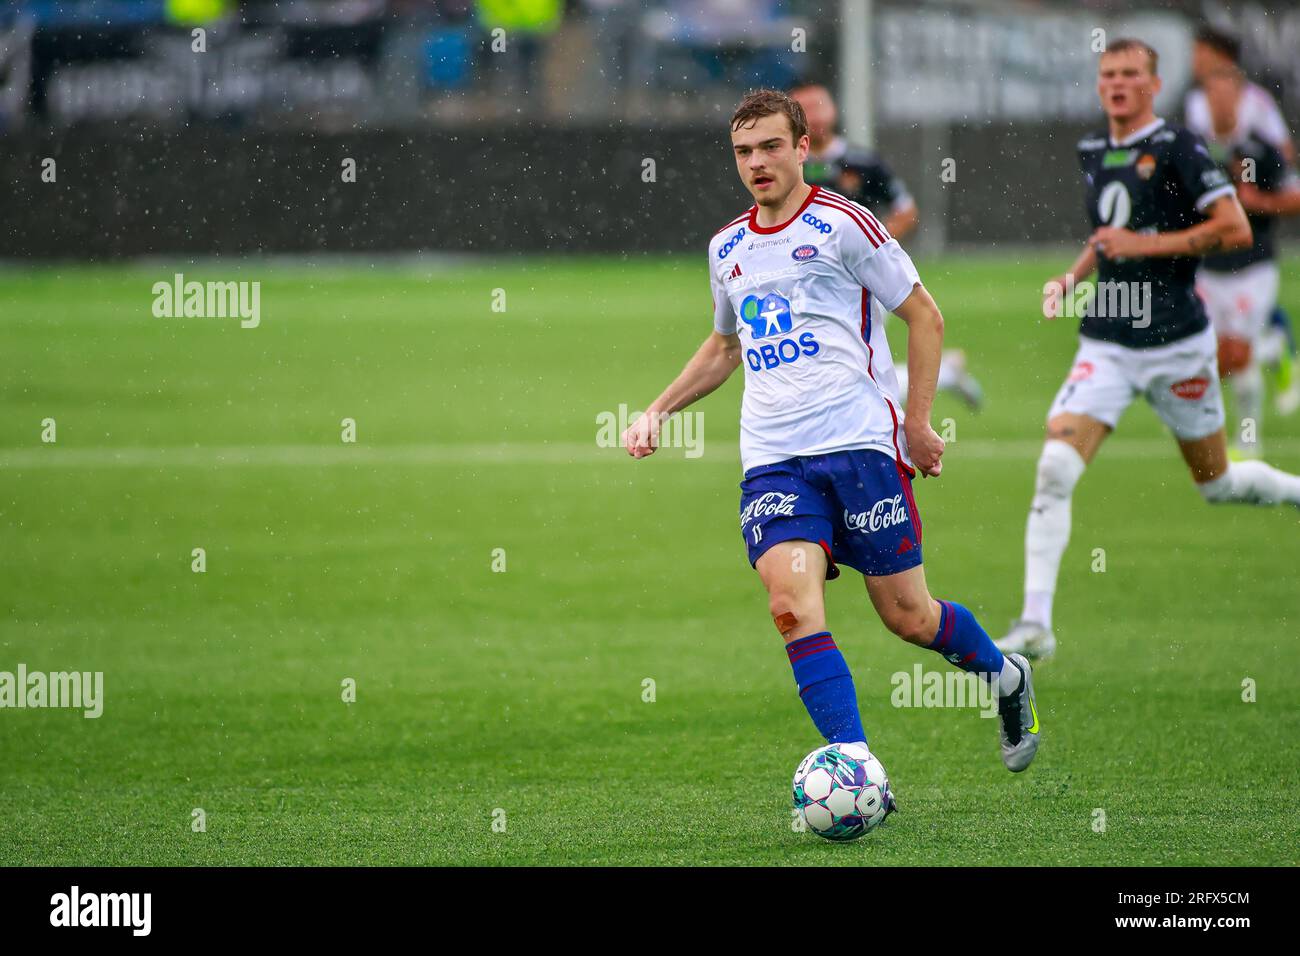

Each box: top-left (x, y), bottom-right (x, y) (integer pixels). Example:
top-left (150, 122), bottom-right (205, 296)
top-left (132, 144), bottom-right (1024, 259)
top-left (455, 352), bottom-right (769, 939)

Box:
top-left (1035, 440), bottom-right (1086, 500)
top-left (1217, 337), bottom-right (1252, 376)
top-left (769, 591), bottom-right (815, 639)
top-left (880, 603), bottom-right (935, 646)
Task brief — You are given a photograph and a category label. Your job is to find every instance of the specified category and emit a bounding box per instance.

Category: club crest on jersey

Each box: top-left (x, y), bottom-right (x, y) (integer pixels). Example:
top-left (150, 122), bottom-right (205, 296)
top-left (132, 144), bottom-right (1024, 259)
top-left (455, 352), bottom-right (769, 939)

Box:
top-left (740, 292), bottom-right (793, 339)
top-left (1136, 153), bottom-right (1156, 180)
top-left (791, 244), bottom-right (819, 262)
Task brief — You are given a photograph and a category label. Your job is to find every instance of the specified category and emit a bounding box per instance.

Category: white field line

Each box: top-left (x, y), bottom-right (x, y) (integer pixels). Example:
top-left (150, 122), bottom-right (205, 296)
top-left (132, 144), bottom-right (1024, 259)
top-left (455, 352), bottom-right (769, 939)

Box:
top-left (2, 439), bottom-right (1298, 470)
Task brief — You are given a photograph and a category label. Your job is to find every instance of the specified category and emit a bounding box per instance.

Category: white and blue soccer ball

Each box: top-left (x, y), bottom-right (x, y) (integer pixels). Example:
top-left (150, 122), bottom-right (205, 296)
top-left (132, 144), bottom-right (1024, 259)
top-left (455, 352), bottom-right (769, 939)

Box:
top-left (793, 742), bottom-right (893, 841)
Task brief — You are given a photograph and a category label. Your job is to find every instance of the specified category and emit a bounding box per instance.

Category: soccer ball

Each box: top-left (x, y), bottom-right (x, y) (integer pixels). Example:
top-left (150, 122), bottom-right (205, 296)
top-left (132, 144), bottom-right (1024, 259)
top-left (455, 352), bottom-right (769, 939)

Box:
top-left (792, 742), bottom-right (893, 841)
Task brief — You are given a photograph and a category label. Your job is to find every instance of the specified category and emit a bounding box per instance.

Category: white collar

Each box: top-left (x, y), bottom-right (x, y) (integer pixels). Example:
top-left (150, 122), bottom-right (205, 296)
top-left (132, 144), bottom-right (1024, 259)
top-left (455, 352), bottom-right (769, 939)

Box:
top-left (1110, 117), bottom-right (1165, 148)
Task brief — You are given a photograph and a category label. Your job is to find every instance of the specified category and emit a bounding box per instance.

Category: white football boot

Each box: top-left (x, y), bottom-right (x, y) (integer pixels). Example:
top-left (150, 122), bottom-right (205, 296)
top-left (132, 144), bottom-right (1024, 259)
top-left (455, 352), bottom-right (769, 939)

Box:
top-left (995, 619), bottom-right (1057, 661)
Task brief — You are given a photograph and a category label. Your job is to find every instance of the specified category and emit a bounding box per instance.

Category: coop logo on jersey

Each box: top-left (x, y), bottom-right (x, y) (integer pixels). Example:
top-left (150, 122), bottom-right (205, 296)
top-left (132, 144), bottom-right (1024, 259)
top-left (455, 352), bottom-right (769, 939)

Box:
top-left (740, 293), bottom-right (793, 338)
top-left (844, 496), bottom-right (909, 534)
top-left (792, 244), bottom-right (819, 262)
top-left (718, 227), bottom-right (746, 259)
top-left (801, 213), bottom-right (833, 234)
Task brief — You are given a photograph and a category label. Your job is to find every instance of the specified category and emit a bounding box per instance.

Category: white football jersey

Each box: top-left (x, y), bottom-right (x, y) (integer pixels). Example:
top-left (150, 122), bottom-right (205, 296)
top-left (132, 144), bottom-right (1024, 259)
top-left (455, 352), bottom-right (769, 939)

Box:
top-left (1184, 82), bottom-right (1292, 151)
top-left (709, 185), bottom-right (922, 472)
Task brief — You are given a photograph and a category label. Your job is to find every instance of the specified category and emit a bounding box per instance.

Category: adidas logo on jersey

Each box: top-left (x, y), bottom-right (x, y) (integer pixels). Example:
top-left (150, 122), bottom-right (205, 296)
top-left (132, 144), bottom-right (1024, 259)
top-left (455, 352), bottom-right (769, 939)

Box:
top-left (725, 262), bottom-right (743, 281)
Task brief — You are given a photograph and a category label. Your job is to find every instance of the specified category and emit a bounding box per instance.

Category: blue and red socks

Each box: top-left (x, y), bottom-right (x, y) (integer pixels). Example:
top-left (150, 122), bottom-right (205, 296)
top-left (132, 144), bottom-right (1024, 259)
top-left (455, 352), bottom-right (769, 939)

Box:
top-left (930, 600), bottom-right (1021, 694)
top-left (785, 632), bottom-right (866, 743)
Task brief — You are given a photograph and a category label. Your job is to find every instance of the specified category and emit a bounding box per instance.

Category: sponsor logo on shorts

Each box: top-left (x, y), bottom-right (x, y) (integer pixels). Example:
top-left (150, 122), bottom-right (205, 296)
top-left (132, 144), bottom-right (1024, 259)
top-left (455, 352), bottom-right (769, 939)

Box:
top-left (1068, 361), bottom-right (1095, 383)
top-left (741, 492), bottom-right (799, 527)
top-left (844, 495), bottom-right (909, 534)
top-left (1170, 377), bottom-right (1210, 400)
top-left (792, 244), bottom-right (819, 262)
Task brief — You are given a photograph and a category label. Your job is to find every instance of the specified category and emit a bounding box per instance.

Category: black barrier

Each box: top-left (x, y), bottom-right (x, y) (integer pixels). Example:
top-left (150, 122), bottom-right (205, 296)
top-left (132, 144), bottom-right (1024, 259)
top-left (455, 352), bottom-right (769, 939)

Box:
top-left (3, 123), bottom-right (1296, 259)
top-left (0, 122), bottom-right (1112, 260)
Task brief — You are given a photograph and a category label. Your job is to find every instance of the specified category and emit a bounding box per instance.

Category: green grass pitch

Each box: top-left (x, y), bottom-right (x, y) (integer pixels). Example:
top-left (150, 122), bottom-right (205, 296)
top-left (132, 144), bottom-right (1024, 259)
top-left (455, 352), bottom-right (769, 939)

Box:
top-left (1, 252), bottom-right (1297, 866)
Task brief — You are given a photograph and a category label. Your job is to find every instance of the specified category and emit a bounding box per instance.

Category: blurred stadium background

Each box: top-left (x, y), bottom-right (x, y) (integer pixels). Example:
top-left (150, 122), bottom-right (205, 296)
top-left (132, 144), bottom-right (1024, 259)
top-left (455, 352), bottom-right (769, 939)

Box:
top-left (1, 0), bottom-right (1297, 258)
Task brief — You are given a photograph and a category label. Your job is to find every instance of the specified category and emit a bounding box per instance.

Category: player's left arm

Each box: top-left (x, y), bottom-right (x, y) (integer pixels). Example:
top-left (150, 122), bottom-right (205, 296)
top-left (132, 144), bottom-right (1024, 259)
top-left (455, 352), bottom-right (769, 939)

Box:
top-left (1237, 184), bottom-right (1300, 216)
top-left (892, 285), bottom-right (946, 478)
top-left (1237, 158), bottom-right (1300, 216)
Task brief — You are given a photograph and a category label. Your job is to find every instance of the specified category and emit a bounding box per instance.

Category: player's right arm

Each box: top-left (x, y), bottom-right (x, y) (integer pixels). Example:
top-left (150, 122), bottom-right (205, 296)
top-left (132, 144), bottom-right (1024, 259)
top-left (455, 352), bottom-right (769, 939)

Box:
top-left (624, 241), bottom-right (745, 458)
top-left (1043, 243), bottom-right (1099, 319)
top-left (622, 331), bottom-right (742, 458)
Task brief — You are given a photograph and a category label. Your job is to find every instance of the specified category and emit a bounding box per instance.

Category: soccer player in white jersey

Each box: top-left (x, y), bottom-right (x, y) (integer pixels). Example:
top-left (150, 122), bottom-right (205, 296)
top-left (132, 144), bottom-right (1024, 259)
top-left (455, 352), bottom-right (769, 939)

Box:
top-left (1185, 25), bottom-right (1300, 415)
top-left (620, 89), bottom-right (1040, 775)
top-left (997, 40), bottom-right (1300, 661)
top-left (1185, 27), bottom-right (1294, 164)
top-left (1196, 69), bottom-right (1300, 458)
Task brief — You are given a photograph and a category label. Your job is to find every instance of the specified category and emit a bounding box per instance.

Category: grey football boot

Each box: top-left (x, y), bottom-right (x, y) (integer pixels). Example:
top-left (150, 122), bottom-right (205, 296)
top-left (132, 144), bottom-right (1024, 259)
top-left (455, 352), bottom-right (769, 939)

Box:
top-left (998, 653), bottom-right (1040, 773)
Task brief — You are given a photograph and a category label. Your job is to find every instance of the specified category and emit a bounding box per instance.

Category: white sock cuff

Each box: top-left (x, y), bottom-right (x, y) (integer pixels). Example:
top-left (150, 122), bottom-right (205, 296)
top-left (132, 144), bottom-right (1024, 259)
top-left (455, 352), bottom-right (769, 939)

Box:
top-left (1197, 468), bottom-right (1234, 502)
